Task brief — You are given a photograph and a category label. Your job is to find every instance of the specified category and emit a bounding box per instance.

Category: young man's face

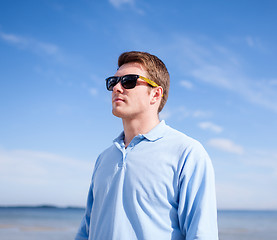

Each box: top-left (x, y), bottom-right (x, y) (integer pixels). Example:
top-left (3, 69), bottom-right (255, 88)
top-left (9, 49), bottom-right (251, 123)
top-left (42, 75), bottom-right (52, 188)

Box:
top-left (111, 62), bottom-right (153, 120)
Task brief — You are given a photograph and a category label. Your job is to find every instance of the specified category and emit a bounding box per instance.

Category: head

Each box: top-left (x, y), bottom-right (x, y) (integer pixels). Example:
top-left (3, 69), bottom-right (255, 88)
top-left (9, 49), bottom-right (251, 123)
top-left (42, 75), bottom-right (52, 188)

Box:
top-left (118, 51), bottom-right (170, 113)
top-left (110, 62), bottom-right (161, 120)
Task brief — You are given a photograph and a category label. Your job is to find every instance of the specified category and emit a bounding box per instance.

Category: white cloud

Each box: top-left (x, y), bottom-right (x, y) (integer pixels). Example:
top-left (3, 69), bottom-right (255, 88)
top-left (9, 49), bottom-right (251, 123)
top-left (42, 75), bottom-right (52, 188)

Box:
top-left (269, 79), bottom-right (277, 86)
top-left (198, 121), bottom-right (223, 133)
top-left (109, 0), bottom-right (134, 8)
top-left (0, 32), bottom-right (23, 44)
top-left (244, 149), bottom-right (277, 174)
top-left (164, 106), bottom-right (190, 120)
top-left (0, 148), bottom-right (93, 206)
top-left (194, 50), bottom-right (277, 112)
top-left (216, 149), bottom-right (277, 210)
top-left (192, 110), bottom-right (212, 118)
top-left (180, 80), bottom-right (193, 89)
top-left (246, 36), bottom-right (255, 47)
top-left (245, 36), bottom-right (265, 50)
top-left (0, 31), bottom-right (60, 58)
top-left (152, 35), bottom-right (277, 113)
top-left (208, 138), bottom-right (244, 155)
top-left (216, 182), bottom-right (257, 210)
top-left (190, 64), bottom-right (233, 90)
top-left (160, 106), bottom-right (212, 121)
top-left (113, 27), bottom-right (276, 113)
top-left (89, 87), bottom-right (98, 96)
top-left (213, 144), bottom-right (277, 209)
top-left (216, 180), bottom-right (277, 210)
top-left (159, 108), bottom-right (172, 120)
top-left (36, 41), bottom-right (59, 55)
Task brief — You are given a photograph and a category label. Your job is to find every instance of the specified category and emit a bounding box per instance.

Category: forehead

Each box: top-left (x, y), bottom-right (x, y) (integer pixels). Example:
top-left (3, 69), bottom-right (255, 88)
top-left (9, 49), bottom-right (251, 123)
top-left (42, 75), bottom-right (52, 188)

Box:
top-left (115, 62), bottom-right (147, 77)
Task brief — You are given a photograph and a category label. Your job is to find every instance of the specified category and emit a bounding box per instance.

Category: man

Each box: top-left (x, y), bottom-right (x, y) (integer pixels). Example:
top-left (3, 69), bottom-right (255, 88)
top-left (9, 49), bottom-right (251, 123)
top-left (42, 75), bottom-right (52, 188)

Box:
top-left (75, 51), bottom-right (218, 240)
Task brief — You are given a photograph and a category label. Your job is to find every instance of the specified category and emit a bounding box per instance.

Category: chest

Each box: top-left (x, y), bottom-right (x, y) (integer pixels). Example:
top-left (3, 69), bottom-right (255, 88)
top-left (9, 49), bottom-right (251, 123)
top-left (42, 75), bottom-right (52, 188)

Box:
top-left (92, 144), bottom-right (182, 206)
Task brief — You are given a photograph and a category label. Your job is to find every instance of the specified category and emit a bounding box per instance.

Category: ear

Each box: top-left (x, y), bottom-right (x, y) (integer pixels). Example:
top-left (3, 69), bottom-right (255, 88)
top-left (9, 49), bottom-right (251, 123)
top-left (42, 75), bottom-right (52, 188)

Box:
top-left (150, 86), bottom-right (163, 105)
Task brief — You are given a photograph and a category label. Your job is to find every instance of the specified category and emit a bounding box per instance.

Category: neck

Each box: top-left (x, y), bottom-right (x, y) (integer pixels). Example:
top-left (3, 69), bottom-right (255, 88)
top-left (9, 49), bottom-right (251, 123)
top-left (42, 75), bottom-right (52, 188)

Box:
top-left (122, 114), bottom-right (160, 147)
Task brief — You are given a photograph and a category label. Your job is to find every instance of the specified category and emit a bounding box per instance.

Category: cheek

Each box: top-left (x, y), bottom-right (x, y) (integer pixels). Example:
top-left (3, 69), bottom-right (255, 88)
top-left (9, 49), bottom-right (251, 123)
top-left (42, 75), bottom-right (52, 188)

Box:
top-left (134, 94), bottom-right (151, 108)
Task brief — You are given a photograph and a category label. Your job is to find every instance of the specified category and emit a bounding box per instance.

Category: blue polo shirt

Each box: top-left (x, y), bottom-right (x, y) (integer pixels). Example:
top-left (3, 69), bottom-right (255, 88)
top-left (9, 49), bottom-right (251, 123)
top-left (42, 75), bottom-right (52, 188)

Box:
top-left (75, 121), bottom-right (218, 240)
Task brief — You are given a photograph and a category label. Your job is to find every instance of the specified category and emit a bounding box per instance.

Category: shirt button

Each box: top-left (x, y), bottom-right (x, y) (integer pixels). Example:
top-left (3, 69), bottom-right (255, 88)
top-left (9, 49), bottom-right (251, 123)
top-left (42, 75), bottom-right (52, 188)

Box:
top-left (118, 162), bottom-right (126, 168)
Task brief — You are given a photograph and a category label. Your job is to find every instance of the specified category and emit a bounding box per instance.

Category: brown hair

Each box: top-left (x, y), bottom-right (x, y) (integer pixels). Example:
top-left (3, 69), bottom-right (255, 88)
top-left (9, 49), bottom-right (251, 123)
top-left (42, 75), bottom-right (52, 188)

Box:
top-left (118, 51), bottom-right (170, 113)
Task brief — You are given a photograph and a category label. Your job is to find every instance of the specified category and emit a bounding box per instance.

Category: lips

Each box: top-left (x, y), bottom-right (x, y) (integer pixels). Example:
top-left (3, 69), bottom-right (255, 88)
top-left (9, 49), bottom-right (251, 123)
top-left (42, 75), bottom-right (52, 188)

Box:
top-left (112, 96), bottom-right (125, 103)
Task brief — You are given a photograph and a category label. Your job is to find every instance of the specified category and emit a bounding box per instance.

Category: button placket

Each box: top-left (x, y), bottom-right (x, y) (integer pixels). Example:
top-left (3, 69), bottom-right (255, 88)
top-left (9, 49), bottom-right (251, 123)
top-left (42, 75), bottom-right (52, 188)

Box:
top-left (116, 135), bottom-right (145, 168)
top-left (118, 144), bottom-right (127, 168)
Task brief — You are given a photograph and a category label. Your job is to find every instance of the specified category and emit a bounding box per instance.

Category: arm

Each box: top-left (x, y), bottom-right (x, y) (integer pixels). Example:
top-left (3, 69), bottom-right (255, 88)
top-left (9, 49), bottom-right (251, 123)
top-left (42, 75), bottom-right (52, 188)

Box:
top-left (178, 144), bottom-right (218, 240)
top-left (75, 154), bottom-right (103, 240)
top-left (75, 182), bottom-right (94, 240)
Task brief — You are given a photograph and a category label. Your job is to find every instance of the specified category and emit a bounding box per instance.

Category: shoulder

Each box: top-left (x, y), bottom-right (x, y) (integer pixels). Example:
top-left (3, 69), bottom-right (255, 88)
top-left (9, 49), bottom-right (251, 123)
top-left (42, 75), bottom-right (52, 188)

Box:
top-left (164, 124), bottom-right (206, 153)
top-left (91, 144), bottom-right (118, 175)
top-left (163, 124), bottom-right (212, 168)
top-left (96, 144), bottom-right (118, 163)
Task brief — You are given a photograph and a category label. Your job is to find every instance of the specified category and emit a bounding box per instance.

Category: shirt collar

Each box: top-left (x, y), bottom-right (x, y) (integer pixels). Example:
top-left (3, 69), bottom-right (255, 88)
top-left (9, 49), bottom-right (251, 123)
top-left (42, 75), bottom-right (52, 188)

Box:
top-left (113, 120), bottom-right (168, 145)
top-left (113, 131), bottom-right (125, 147)
top-left (142, 120), bottom-right (167, 141)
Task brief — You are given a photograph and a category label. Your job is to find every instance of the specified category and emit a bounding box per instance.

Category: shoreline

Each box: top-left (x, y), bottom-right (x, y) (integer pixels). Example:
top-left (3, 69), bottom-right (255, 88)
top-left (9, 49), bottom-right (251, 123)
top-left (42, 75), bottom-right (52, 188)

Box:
top-left (0, 205), bottom-right (85, 210)
top-left (0, 206), bottom-right (276, 212)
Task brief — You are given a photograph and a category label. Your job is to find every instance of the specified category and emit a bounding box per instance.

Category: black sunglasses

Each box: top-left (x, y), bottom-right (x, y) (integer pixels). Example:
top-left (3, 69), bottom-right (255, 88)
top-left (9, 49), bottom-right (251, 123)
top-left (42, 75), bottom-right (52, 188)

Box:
top-left (105, 74), bottom-right (159, 91)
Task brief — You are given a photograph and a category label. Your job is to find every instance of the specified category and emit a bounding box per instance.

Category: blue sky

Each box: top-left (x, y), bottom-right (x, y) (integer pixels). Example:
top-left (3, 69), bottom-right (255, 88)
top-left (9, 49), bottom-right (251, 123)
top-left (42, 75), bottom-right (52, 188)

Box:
top-left (0, 0), bottom-right (276, 209)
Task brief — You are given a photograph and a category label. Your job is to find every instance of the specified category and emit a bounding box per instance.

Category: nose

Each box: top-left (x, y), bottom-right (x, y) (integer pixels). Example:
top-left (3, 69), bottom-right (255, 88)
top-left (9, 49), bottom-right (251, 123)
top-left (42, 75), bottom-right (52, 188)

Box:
top-left (112, 80), bottom-right (124, 93)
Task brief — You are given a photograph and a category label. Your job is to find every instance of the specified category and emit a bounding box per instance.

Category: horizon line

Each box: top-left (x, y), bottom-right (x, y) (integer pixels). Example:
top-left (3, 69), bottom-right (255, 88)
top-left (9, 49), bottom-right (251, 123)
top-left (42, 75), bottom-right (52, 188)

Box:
top-left (0, 204), bottom-right (276, 212)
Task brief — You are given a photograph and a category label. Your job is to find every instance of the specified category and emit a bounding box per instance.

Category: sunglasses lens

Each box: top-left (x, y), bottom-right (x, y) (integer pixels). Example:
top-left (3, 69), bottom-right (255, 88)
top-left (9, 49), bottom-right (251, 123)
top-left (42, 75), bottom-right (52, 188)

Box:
top-left (106, 77), bottom-right (118, 91)
top-left (121, 75), bottom-right (138, 89)
top-left (106, 75), bottom-right (139, 91)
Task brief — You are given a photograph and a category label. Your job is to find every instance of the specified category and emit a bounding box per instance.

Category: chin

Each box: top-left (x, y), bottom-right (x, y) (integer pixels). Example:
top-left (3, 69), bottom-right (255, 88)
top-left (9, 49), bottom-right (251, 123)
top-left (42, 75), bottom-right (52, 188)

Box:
top-left (112, 108), bottom-right (125, 118)
top-left (112, 107), bottom-right (137, 119)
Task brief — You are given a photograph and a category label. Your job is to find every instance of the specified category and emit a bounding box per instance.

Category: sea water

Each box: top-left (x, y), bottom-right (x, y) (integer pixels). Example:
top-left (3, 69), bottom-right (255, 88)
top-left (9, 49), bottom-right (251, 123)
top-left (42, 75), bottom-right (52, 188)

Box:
top-left (0, 207), bottom-right (84, 240)
top-left (0, 207), bottom-right (276, 240)
top-left (218, 210), bottom-right (277, 240)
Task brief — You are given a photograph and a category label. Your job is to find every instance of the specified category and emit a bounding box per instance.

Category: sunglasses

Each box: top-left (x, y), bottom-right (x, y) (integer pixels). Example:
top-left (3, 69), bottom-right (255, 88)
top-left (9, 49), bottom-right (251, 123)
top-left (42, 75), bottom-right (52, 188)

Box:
top-left (105, 74), bottom-right (160, 91)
